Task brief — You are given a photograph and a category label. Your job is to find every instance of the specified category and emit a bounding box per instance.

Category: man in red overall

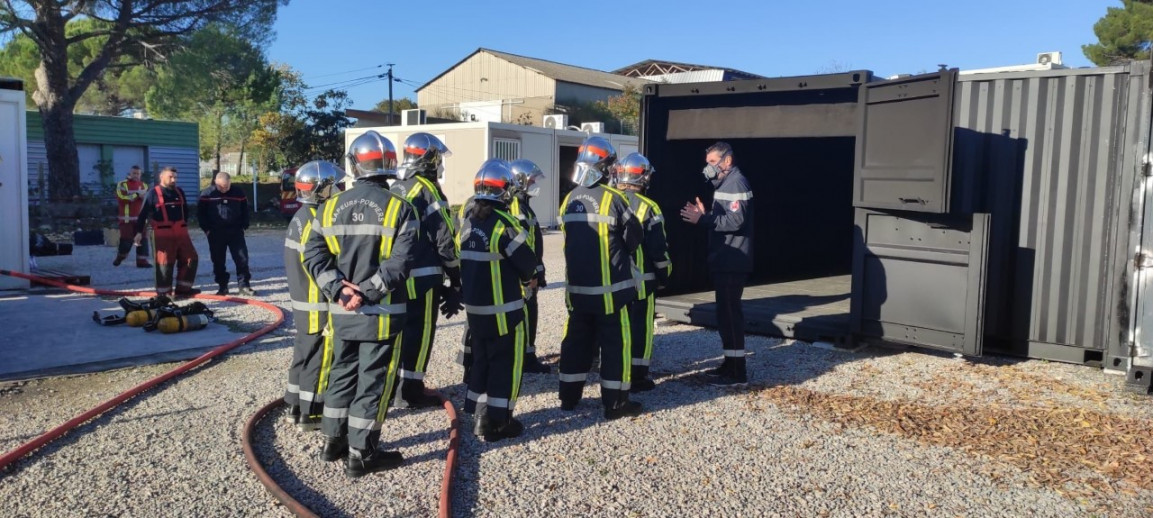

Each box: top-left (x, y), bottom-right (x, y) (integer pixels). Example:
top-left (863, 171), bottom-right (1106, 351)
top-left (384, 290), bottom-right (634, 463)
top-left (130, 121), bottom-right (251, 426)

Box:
top-left (133, 166), bottom-right (200, 298)
top-left (113, 165), bottom-right (151, 268)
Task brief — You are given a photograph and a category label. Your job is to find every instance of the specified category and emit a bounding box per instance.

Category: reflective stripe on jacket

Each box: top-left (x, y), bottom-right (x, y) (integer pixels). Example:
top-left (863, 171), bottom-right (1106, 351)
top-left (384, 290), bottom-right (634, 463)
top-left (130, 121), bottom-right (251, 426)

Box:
top-left (458, 206), bottom-right (538, 338)
top-left (559, 183), bottom-right (642, 314)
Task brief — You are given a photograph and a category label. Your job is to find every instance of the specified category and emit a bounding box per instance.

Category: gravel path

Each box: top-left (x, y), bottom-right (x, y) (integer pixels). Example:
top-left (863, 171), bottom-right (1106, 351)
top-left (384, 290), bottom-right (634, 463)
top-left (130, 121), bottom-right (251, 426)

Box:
top-left (2, 228), bottom-right (1150, 517)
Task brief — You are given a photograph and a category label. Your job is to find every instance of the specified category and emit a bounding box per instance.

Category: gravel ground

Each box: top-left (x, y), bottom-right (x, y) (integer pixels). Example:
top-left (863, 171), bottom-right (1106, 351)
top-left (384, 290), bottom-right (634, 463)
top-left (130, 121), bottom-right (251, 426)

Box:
top-left (2, 228), bottom-right (1150, 517)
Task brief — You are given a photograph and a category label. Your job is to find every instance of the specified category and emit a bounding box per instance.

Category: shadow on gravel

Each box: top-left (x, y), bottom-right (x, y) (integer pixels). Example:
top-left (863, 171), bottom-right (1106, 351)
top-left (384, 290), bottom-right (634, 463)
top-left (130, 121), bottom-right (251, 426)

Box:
top-left (444, 324), bottom-right (874, 516)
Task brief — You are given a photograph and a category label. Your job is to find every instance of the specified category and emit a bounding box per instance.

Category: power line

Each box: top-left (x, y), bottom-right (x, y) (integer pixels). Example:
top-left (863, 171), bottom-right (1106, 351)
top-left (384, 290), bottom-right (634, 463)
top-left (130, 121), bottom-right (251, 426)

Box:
top-left (304, 63), bottom-right (386, 81)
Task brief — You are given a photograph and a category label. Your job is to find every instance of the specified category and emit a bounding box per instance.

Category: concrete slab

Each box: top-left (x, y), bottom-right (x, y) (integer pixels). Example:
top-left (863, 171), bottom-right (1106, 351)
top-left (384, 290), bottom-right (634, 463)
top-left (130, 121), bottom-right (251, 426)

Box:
top-left (0, 292), bottom-right (249, 381)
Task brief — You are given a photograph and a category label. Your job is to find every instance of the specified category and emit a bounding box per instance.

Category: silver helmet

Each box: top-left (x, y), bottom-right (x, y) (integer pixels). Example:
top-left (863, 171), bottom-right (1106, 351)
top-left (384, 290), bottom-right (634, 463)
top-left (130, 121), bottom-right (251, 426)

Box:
top-left (572, 136), bottom-right (616, 188)
top-left (509, 159), bottom-right (545, 198)
top-left (397, 132), bottom-right (451, 181)
top-left (612, 152), bottom-right (654, 190)
top-left (295, 160), bottom-right (345, 204)
top-left (473, 159), bottom-right (515, 204)
top-left (346, 130), bottom-right (398, 180)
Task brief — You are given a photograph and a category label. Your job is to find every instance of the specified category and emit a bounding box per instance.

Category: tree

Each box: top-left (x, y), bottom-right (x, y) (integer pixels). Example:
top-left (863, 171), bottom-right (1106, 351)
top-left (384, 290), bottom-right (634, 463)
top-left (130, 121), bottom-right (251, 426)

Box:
top-left (372, 96), bottom-right (417, 114)
top-left (282, 89), bottom-right (353, 165)
top-left (0, 0), bottom-right (287, 199)
top-left (595, 83), bottom-right (642, 135)
top-left (146, 25), bottom-right (279, 173)
top-left (1082, 0), bottom-right (1152, 66)
top-left (0, 19), bottom-right (157, 115)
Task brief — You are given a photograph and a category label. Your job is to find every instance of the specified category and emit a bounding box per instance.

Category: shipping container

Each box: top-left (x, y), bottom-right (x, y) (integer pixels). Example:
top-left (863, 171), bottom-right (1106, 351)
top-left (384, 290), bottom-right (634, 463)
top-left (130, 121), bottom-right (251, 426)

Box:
top-left (640, 63), bottom-right (1152, 391)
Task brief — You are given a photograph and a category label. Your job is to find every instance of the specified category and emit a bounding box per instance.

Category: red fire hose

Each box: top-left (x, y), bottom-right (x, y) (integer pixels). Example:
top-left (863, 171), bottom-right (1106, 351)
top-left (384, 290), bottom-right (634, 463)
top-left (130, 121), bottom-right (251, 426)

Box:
top-left (1, 270), bottom-right (463, 517)
top-left (0, 269), bottom-right (284, 470)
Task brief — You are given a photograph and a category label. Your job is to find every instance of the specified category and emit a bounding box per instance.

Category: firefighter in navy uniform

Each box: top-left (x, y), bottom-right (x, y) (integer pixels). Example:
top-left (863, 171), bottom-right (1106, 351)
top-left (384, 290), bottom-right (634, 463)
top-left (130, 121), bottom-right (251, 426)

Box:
top-left (302, 130), bottom-right (419, 478)
top-left (507, 159), bottom-right (551, 374)
top-left (133, 166), bottom-right (199, 298)
top-left (390, 132), bottom-right (463, 408)
top-left (557, 136), bottom-right (644, 420)
top-left (284, 161), bottom-right (344, 431)
top-left (458, 160), bottom-right (540, 441)
top-left (197, 172), bottom-right (254, 296)
top-left (612, 153), bottom-right (671, 392)
top-left (680, 141), bottom-right (755, 386)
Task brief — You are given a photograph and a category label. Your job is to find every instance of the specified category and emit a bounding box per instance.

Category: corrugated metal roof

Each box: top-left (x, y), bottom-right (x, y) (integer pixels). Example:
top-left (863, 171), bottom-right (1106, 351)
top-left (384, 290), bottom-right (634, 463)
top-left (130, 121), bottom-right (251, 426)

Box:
top-left (417, 48), bottom-right (650, 93)
top-left (613, 59), bottom-right (763, 79)
top-left (26, 111), bottom-right (197, 147)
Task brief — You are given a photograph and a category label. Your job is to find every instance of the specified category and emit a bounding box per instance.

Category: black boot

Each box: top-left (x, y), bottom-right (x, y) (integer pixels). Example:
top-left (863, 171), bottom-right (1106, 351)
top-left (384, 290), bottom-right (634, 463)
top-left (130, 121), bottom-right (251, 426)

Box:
top-left (285, 405), bottom-right (301, 425)
top-left (630, 378), bottom-right (656, 393)
top-left (346, 447), bottom-right (404, 478)
top-left (319, 436), bottom-right (348, 462)
top-left (521, 354), bottom-right (551, 374)
top-left (395, 383), bottom-right (441, 409)
top-left (472, 412), bottom-right (490, 437)
top-left (482, 418), bottom-right (524, 442)
top-left (604, 400), bottom-right (642, 420)
top-left (297, 415), bottom-right (321, 432)
top-left (215, 284), bottom-right (228, 296)
top-left (237, 285), bottom-right (255, 296)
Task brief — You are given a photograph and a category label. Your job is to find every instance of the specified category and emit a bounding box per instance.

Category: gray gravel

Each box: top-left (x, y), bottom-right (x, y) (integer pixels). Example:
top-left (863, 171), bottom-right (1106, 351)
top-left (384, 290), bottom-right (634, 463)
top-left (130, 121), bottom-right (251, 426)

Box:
top-left (2, 228), bottom-right (1150, 517)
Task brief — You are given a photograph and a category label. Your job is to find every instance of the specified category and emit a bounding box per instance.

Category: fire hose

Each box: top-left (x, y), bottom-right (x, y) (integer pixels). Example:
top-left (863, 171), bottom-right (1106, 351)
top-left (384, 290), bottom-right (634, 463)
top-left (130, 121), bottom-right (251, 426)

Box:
top-left (0, 270), bottom-right (462, 517)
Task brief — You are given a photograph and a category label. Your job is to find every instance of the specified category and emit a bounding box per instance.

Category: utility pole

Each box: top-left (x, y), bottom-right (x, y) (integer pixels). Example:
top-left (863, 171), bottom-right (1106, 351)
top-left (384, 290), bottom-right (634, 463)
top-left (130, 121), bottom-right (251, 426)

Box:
top-left (387, 63), bottom-right (395, 125)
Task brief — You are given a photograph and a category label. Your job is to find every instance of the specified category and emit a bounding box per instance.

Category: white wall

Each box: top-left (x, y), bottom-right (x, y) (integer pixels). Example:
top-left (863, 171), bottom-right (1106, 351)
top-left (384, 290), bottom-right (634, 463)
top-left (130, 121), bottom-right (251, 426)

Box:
top-left (0, 88), bottom-right (29, 288)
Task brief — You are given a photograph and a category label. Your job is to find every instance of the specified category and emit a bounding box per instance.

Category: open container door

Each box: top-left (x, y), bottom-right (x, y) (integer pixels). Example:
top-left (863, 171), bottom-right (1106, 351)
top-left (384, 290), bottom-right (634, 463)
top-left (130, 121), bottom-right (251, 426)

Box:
top-left (854, 70), bottom-right (958, 213)
top-left (850, 69), bottom-right (990, 356)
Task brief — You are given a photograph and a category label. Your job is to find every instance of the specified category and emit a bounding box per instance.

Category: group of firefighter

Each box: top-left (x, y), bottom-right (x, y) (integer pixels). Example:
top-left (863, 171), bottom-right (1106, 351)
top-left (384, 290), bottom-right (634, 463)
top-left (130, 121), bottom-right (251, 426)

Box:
top-left (281, 131), bottom-right (676, 478)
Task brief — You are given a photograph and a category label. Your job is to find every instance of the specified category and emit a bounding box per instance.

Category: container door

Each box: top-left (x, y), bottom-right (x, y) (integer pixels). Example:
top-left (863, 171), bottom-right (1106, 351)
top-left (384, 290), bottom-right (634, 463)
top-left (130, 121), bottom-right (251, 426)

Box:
top-left (0, 88), bottom-right (28, 289)
top-left (853, 70), bottom-right (958, 213)
top-left (850, 209), bottom-right (991, 356)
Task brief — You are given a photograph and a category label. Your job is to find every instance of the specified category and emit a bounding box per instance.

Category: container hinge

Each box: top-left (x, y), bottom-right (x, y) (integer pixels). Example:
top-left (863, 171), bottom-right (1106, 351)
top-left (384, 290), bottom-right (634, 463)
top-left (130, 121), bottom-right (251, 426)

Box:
top-left (1137, 251), bottom-right (1153, 269)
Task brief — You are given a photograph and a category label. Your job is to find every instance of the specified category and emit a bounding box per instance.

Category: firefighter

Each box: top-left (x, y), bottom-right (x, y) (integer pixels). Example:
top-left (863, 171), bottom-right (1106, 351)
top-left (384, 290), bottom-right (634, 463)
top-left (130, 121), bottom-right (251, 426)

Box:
top-left (284, 160), bottom-right (343, 431)
top-left (558, 136), bottom-right (644, 420)
top-left (390, 133), bottom-right (463, 408)
top-left (133, 166), bottom-right (199, 298)
top-left (507, 159), bottom-right (551, 374)
top-left (459, 159), bottom-right (540, 441)
top-left (113, 165), bottom-right (151, 268)
top-left (302, 130), bottom-right (419, 478)
top-left (197, 172), bottom-right (254, 296)
top-left (612, 153), bottom-right (671, 392)
top-left (679, 141), bottom-right (755, 386)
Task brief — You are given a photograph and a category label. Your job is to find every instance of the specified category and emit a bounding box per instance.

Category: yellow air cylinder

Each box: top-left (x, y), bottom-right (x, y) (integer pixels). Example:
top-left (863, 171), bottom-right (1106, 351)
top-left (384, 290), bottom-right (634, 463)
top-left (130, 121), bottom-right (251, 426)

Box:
top-left (125, 310), bottom-right (158, 327)
top-left (157, 314), bottom-right (210, 334)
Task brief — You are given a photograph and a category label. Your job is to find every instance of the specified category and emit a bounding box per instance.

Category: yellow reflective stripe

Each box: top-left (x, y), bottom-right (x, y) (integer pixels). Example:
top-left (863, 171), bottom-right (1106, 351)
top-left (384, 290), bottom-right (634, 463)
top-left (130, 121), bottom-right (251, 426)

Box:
top-left (316, 319), bottom-right (335, 396)
top-left (645, 295), bottom-right (655, 360)
top-left (418, 176), bottom-right (455, 233)
top-left (598, 190), bottom-right (613, 314)
top-left (415, 289), bottom-right (434, 371)
top-left (620, 305), bottom-right (632, 384)
top-left (301, 209), bottom-right (322, 334)
top-left (115, 181), bottom-right (132, 201)
top-left (380, 199), bottom-right (402, 340)
top-left (323, 195), bottom-right (340, 255)
top-left (376, 333), bottom-right (404, 422)
top-left (491, 220), bottom-right (507, 335)
top-left (511, 321), bottom-right (525, 403)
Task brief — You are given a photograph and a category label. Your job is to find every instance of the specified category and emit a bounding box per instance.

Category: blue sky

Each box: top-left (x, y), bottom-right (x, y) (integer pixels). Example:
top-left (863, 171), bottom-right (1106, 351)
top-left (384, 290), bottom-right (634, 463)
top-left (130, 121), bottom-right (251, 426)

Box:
top-left (267, 0), bottom-right (1112, 110)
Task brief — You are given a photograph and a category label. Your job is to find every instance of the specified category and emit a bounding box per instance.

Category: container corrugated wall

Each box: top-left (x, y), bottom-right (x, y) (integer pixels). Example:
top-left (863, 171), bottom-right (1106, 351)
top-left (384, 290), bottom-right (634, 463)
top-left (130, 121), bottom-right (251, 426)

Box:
top-left (954, 63), bottom-right (1151, 357)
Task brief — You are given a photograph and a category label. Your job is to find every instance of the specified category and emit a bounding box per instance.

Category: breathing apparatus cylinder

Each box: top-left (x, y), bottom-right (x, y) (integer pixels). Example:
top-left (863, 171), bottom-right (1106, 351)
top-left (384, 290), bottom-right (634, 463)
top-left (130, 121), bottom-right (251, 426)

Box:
top-left (126, 310), bottom-right (159, 327)
top-left (157, 314), bottom-right (211, 334)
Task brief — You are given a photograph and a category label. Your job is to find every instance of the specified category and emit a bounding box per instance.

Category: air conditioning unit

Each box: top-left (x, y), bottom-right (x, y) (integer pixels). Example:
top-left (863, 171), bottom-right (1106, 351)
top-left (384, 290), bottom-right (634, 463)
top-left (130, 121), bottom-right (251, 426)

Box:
top-left (543, 114), bottom-right (568, 129)
top-left (1036, 51), bottom-right (1063, 67)
top-left (580, 122), bottom-right (605, 133)
top-left (402, 109), bottom-right (426, 126)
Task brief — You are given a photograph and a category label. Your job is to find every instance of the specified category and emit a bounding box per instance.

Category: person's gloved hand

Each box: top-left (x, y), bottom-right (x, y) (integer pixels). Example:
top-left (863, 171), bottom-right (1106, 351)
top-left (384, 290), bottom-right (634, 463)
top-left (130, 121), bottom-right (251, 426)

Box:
top-left (354, 279), bottom-right (383, 306)
top-left (439, 285), bottom-right (463, 319)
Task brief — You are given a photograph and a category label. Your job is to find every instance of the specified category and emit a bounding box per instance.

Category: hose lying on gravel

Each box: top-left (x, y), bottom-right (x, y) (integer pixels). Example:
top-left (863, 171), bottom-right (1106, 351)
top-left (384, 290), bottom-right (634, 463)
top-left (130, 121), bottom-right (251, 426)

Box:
top-left (0, 269), bottom-right (285, 472)
top-left (242, 390), bottom-right (461, 518)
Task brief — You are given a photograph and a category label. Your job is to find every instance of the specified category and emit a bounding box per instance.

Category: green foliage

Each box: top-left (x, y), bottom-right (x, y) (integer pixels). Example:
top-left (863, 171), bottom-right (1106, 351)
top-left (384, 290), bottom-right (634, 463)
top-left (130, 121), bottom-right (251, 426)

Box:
top-left (595, 83), bottom-right (642, 135)
top-left (146, 25), bottom-right (280, 168)
top-left (0, 19), bottom-right (158, 115)
top-left (1083, 0), bottom-right (1153, 66)
top-left (372, 96), bottom-right (418, 114)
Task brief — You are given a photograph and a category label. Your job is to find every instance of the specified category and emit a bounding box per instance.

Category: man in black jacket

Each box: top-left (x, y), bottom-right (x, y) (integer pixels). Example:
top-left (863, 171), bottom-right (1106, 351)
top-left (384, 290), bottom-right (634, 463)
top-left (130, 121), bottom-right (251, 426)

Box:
top-left (198, 171), bottom-right (253, 296)
top-left (680, 142), bottom-right (755, 386)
